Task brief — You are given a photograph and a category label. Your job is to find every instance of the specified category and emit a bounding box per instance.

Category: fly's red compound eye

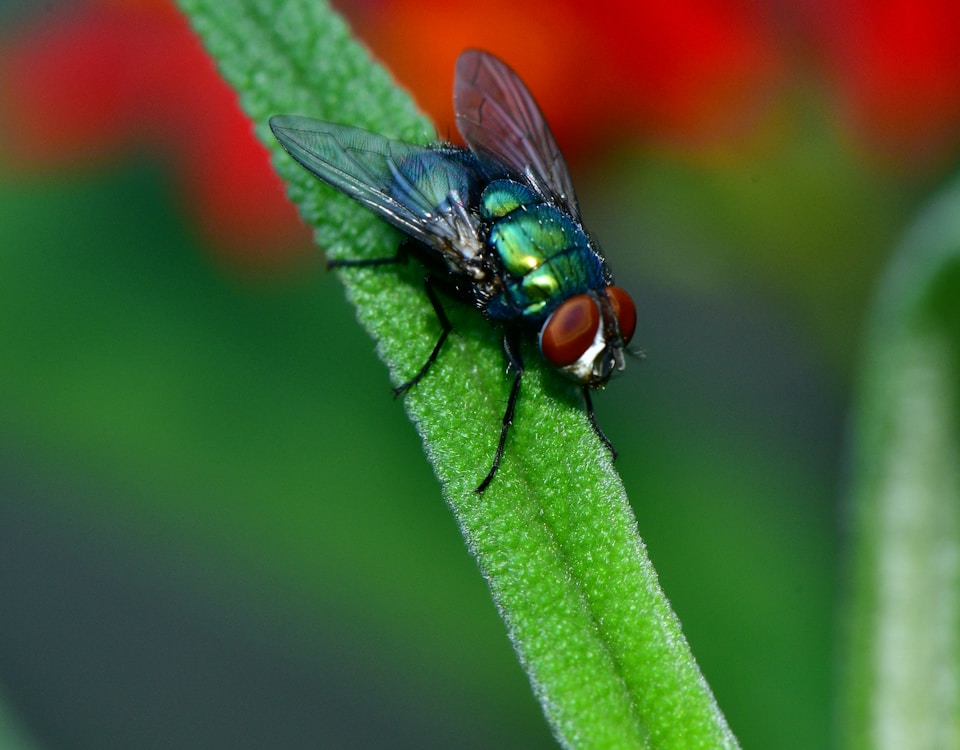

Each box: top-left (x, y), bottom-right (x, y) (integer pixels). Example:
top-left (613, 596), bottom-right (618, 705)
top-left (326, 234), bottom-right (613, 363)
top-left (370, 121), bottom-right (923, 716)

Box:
top-left (606, 286), bottom-right (636, 344)
top-left (540, 294), bottom-right (600, 367)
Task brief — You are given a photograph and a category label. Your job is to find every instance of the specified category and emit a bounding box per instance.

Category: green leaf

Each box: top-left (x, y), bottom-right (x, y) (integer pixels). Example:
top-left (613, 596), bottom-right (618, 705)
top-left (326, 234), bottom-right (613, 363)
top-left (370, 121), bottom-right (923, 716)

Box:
top-left (842, 175), bottom-right (960, 749)
top-left (176, 0), bottom-right (737, 746)
top-left (0, 686), bottom-right (41, 750)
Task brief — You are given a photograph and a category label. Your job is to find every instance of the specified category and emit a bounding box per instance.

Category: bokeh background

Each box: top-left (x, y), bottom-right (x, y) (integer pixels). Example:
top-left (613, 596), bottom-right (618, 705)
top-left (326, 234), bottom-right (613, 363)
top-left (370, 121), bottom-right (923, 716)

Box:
top-left (1, 0), bottom-right (959, 747)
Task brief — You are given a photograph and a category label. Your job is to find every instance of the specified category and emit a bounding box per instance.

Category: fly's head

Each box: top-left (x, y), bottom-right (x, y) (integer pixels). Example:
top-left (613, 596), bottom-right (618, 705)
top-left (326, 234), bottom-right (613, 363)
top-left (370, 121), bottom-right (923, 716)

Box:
top-left (538, 287), bottom-right (637, 387)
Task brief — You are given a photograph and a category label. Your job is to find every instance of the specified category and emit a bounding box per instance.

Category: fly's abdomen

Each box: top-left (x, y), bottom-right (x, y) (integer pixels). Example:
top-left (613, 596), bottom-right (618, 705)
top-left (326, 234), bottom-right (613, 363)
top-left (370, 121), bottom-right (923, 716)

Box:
top-left (389, 148), bottom-right (483, 213)
top-left (481, 182), bottom-right (605, 322)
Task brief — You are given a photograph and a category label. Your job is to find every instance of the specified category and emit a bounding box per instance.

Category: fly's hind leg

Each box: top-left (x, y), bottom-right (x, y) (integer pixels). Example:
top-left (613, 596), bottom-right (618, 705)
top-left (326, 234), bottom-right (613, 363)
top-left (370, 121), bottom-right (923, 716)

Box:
top-left (328, 240), bottom-right (451, 396)
top-left (475, 329), bottom-right (524, 495)
top-left (326, 238), bottom-right (412, 269)
top-left (392, 274), bottom-right (454, 398)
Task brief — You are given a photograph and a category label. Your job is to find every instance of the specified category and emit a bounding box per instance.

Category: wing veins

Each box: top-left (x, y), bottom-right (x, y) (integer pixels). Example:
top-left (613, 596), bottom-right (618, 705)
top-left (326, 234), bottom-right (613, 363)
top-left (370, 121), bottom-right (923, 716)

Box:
top-left (454, 49), bottom-right (581, 217)
top-left (271, 117), bottom-right (483, 258)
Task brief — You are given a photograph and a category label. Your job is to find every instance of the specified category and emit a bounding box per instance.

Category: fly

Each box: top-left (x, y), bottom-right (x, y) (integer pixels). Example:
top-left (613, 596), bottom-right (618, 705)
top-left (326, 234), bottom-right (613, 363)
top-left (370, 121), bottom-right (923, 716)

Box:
top-left (270, 49), bottom-right (637, 493)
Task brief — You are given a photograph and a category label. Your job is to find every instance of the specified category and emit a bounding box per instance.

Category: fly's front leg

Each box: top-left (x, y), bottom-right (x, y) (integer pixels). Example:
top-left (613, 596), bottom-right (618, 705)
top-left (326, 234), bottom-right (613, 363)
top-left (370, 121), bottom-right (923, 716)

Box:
top-left (476, 329), bottom-right (524, 495)
top-left (393, 274), bottom-right (453, 397)
top-left (582, 387), bottom-right (617, 460)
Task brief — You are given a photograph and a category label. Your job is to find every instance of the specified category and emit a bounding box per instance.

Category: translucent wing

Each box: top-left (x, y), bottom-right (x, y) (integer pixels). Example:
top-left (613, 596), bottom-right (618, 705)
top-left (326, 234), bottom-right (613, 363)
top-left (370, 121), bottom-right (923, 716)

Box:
top-left (454, 49), bottom-right (580, 219)
top-left (270, 116), bottom-right (485, 260)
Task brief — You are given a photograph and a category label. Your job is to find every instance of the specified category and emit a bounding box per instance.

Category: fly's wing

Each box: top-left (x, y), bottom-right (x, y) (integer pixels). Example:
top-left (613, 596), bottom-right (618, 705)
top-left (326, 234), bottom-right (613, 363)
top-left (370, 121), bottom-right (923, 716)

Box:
top-left (270, 116), bottom-right (484, 261)
top-left (454, 49), bottom-right (580, 219)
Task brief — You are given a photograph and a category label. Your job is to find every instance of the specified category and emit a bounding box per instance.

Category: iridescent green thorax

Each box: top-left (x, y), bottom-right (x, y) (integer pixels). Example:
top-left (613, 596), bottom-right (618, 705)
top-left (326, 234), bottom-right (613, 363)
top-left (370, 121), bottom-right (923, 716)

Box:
top-left (481, 179), bottom-right (605, 322)
top-left (480, 180), bottom-right (537, 220)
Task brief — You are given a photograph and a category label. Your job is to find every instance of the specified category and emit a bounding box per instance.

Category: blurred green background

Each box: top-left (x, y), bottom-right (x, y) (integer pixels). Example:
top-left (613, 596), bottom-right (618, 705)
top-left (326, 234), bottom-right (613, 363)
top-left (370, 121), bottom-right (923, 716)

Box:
top-left (1, 0), bottom-right (959, 748)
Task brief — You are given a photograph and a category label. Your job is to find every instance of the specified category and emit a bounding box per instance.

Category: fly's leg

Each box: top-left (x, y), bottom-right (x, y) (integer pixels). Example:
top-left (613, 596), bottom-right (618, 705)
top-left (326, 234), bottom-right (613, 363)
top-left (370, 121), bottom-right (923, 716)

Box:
top-left (326, 240), bottom-right (410, 269)
top-left (328, 241), bottom-right (451, 396)
top-left (582, 387), bottom-right (617, 460)
top-left (476, 330), bottom-right (524, 495)
top-left (392, 275), bottom-right (453, 397)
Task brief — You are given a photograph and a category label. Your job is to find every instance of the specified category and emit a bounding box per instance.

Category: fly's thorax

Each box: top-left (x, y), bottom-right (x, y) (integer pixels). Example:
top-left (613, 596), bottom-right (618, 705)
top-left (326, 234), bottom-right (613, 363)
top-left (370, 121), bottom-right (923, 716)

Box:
top-left (480, 179), bottom-right (537, 220)
top-left (480, 183), bottom-right (606, 323)
top-left (538, 286), bottom-right (637, 386)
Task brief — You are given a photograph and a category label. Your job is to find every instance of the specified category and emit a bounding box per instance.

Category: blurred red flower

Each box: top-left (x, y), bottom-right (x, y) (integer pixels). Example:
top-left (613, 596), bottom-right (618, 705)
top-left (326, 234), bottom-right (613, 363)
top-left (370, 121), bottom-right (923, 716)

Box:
top-left (344, 0), bottom-right (786, 156)
top-left (812, 0), bottom-right (960, 168)
top-left (0, 0), bottom-right (311, 268)
top-left (345, 0), bottom-right (960, 170)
